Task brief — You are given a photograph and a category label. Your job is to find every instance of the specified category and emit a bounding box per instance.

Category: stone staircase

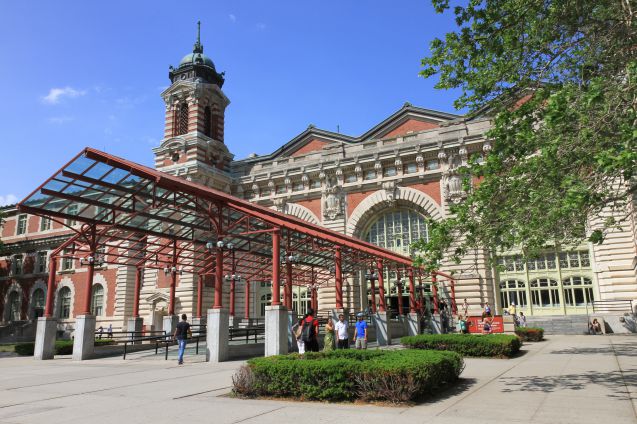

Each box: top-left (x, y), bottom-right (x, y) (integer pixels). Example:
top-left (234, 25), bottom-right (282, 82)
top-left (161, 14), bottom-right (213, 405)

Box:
top-left (525, 315), bottom-right (591, 335)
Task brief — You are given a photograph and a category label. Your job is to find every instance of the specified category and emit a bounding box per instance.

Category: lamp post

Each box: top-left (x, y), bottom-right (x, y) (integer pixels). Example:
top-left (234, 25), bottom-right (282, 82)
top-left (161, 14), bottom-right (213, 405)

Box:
top-left (282, 253), bottom-right (299, 310)
top-left (394, 274), bottom-right (404, 316)
top-left (224, 243), bottom-right (241, 317)
top-left (206, 239), bottom-right (226, 309)
top-left (364, 266), bottom-right (378, 313)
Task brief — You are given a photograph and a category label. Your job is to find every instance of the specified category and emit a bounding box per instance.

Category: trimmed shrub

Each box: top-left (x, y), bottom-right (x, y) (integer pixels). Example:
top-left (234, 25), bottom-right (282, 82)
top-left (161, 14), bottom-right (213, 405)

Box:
top-left (14, 339), bottom-right (116, 356)
top-left (233, 349), bottom-right (464, 403)
top-left (401, 334), bottom-right (521, 358)
top-left (515, 327), bottom-right (544, 342)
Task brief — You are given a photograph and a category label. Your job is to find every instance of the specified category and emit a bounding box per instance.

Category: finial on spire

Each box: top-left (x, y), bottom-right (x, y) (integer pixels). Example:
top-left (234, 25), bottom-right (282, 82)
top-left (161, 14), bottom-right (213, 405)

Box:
top-left (193, 20), bottom-right (204, 53)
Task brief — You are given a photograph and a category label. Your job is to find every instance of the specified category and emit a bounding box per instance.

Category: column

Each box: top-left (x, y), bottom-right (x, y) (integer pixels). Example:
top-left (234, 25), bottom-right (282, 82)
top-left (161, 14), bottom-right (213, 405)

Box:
top-left (376, 261), bottom-right (386, 312)
top-left (405, 268), bottom-right (420, 336)
top-left (127, 267), bottom-right (143, 341)
top-left (335, 248), bottom-right (343, 309)
top-left (373, 260), bottom-right (391, 345)
top-left (408, 268), bottom-right (417, 313)
top-left (35, 257), bottom-right (58, 360)
top-left (285, 261), bottom-right (293, 309)
top-left (214, 247), bottom-right (223, 308)
top-left (244, 280), bottom-right (251, 321)
top-left (196, 274), bottom-right (204, 318)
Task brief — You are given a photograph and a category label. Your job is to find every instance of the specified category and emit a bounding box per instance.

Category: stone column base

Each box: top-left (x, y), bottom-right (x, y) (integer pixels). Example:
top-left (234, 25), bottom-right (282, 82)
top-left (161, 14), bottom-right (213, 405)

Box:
top-left (373, 311), bottom-right (392, 345)
top-left (126, 317), bottom-right (143, 344)
top-left (163, 315), bottom-right (179, 338)
top-left (206, 308), bottom-right (229, 363)
top-left (72, 315), bottom-right (96, 361)
top-left (406, 312), bottom-right (420, 336)
top-left (34, 317), bottom-right (57, 360)
top-left (265, 304), bottom-right (288, 356)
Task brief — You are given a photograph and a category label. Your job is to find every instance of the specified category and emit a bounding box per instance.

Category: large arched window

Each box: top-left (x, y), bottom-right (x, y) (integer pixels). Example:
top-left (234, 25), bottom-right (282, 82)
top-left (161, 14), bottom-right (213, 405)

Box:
top-left (499, 280), bottom-right (527, 309)
top-left (364, 209), bottom-right (429, 255)
top-left (32, 288), bottom-right (45, 319)
top-left (91, 284), bottom-right (104, 316)
top-left (530, 278), bottom-right (560, 308)
top-left (58, 287), bottom-right (72, 319)
top-left (563, 277), bottom-right (594, 306)
top-left (7, 291), bottom-right (21, 322)
top-left (203, 106), bottom-right (212, 137)
top-left (176, 103), bottom-right (189, 136)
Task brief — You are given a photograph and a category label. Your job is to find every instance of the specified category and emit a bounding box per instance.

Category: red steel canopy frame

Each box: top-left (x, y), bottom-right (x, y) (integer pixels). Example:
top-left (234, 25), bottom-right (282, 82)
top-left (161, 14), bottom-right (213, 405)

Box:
top-left (18, 148), bottom-right (454, 318)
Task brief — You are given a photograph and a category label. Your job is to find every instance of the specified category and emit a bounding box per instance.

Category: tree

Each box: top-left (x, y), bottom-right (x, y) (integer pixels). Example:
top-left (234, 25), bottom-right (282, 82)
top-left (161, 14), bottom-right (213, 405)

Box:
top-left (413, 0), bottom-right (637, 272)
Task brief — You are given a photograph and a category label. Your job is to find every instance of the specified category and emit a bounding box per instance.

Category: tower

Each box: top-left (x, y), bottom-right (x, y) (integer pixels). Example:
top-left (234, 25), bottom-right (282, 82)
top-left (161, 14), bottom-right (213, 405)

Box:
top-left (153, 21), bottom-right (233, 192)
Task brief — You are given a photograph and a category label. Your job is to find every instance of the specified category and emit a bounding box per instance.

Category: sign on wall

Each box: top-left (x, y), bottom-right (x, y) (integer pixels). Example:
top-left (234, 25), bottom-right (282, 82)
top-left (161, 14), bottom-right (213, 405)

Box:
top-left (466, 316), bottom-right (504, 333)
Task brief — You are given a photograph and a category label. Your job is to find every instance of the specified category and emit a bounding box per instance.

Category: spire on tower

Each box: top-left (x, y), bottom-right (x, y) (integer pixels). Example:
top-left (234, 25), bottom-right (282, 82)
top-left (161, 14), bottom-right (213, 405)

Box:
top-left (193, 20), bottom-right (204, 54)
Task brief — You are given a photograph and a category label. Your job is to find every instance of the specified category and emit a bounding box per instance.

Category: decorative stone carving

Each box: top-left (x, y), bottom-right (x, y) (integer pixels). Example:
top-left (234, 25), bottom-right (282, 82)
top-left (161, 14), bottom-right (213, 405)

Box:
top-left (273, 197), bottom-right (287, 213)
top-left (284, 177), bottom-right (291, 191)
top-left (374, 161), bottom-right (383, 173)
top-left (322, 181), bottom-right (344, 220)
top-left (394, 157), bottom-right (402, 167)
top-left (442, 170), bottom-right (467, 204)
top-left (301, 174), bottom-right (309, 189)
top-left (415, 154), bottom-right (424, 170)
top-left (437, 151), bottom-right (447, 161)
top-left (483, 141), bottom-right (492, 153)
top-left (354, 165), bottom-right (362, 179)
top-left (382, 181), bottom-right (399, 206)
top-left (319, 171), bottom-right (327, 181)
top-left (251, 183), bottom-right (259, 196)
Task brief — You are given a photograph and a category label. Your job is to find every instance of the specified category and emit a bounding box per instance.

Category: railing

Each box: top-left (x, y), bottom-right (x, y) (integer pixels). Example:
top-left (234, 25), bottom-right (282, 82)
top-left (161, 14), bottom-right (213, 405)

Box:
top-left (592, 300), bottom-right (634, 314)
top-left (229, 326), bottom-right (264, 343)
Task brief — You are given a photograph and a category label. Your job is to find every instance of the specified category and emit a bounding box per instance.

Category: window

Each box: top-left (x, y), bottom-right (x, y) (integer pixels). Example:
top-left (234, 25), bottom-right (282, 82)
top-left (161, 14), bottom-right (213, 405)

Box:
top-left (310, 180), bottom-right (321, 189)
top-left (260, 189), bottom-right (270, 197)
top-left (16, 214), bottom-right (27, 235)
top-left (91, 284), bottom-right (104, 316)
top-left (530, 278), bottom-right (560, 308)
top-left (176, 103), bottom-right (189, 136)
top-left (7, 291), bottom-right (21, 321)
top-left (364, 170), bottom-right (376, 180)
top-left (36, 251), bottom-right (48, 273)
top-left (499, 280), bottom-right (528, 309)
top-left (95, 197), bottom-right (111, 221)
top-left (32, 288), bottom-right (45, 319)
top-left (499, 255), bottom-right (524, 272)
top-left (293, 182), bottom-right (304, 191)
top-left (211, 109), bottom-right (221, 140)
top-left (260, 293), bottom-right (272, 316)
top-left (384, 167), bottom-right (397, 177)
top-left (404, 163), bottom-right (417, 174)
top-left (345, 174), bottom-right (357, 183)
top-left (558, 251), bottom-right (590, 269)
top-left (276, 185), bottom-right (286, 194)
top-left (203, 106), bottom-right (212, 137)
top-left (66, 204), bottom-right (78, 226)
top-left (563, 277), bottom-right (594, 306)
top-left (61, 248), bottom-right (74, 271)
top-left (40, 217), bottom-right (51, 231)
top-left (58, 287), bottom-right (72, 319)
top-left (364, 209), bottom-right (429, 255)
top-left (426, 159), bottom-right (439, 170)
top-left (13, 255), bottom-right (23, 275)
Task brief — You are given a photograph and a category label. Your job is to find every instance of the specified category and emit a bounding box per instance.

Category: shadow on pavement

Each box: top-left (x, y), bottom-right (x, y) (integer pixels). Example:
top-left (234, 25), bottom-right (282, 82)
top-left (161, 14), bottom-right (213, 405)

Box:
top-left (499, 369), bottom-right (637, 400)
top-left (550, 342), bottom-right (637, 357)
top-left (418, 378), bottom-right (478, 404)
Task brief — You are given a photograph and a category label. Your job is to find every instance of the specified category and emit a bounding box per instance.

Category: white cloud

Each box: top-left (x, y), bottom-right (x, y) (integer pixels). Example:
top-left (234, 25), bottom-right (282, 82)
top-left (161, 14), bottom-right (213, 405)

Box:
top-left (47, 116), bottom-right (75, 124)
top-left (0, 194), bottom-right (19, 206)
top-left (256, 23), bottom-right (266, 30)
top-left (229, 14), bottom-right (236, 23)
top-left (41, 86), bottom-right (87, 104)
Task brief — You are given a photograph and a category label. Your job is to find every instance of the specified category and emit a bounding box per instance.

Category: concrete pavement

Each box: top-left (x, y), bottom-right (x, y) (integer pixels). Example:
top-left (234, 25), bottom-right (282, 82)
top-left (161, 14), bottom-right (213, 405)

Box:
top-left (0, 335), bottom-right (636, 424)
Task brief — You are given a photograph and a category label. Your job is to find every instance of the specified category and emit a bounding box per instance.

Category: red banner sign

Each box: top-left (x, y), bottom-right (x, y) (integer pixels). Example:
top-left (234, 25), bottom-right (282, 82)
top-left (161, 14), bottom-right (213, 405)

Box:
top-left (466, 316), bottom-right (504, 334)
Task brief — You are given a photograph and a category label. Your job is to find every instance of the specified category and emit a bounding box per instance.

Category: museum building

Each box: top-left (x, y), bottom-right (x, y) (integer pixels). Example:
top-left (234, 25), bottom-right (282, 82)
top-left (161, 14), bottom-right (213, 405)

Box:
top-left (1, 30), bottom-right (636, 337)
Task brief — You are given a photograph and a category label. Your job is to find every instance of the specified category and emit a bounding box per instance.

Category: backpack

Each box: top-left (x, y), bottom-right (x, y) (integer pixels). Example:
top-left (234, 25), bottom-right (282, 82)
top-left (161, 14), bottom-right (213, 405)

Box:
top-left (301, 319), bottom-right (316, 343)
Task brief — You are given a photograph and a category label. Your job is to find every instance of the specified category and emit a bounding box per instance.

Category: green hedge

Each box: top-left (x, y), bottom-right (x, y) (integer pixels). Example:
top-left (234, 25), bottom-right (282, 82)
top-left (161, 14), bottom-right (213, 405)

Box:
top-left (515, 327), bottom-right (544, 342)
top-left (233, 349), bottom-right (464, 403)
top-left (14, 339), bottom-right (115, 356)
top-left (401, 334), bottom-right (521, 358)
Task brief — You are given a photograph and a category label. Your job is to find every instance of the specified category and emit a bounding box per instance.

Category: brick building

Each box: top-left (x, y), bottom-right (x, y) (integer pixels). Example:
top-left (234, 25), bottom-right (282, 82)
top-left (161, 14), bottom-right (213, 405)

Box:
top-left (2, 30), bottom-right (636, 338)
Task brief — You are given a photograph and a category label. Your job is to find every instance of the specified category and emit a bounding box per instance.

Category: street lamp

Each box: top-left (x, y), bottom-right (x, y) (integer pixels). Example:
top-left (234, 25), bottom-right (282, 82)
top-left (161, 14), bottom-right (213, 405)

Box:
top-left (80, 255), bottom-right (104, 267)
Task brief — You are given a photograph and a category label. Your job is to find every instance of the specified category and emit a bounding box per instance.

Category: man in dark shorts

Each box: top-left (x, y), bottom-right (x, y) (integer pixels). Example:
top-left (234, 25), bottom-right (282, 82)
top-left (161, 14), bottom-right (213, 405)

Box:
top-left (173, 314), bottom-right (192, 365)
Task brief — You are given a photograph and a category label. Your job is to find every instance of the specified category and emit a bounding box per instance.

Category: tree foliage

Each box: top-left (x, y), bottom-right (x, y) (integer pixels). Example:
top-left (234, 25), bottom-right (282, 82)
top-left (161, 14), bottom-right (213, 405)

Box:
top-left (413, 0), bottom-right (637, 272)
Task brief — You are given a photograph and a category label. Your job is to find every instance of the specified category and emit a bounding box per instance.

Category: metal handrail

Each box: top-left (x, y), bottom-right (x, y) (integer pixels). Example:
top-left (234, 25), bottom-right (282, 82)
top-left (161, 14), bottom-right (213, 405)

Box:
top-left (592, 300), bottom-right (634, 314)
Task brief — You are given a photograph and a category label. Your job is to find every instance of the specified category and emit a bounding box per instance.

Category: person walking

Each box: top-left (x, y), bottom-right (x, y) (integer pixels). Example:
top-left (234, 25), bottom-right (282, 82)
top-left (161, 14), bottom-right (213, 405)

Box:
top-left (294, 318), bottom-right (305, 354)
top-left (173, 314), bottom-right (192, 365)
top-left (301, 309), bottom-right (319, 352)
top-left (462, 298), bottom-right (469, 317)
top-left (323, 317), bottom-right (335, 352)
top-left (335, 314), bottom-right (349, 349)
top-left (107, 323), bottom-right (113, 339)
top-left (354, 313), bottom-right (368, 350)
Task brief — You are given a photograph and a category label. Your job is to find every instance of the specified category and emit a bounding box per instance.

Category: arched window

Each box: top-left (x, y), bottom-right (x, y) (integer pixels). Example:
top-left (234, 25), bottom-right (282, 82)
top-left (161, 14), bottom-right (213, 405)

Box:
top-left (58, 287), bottom-right (72, 319)
top-left (499, 280), bottom-right (527, 309)
top-left (563, 277), bottom-right (594, 306)
top-left (32, 288), bottom-right (45, 319)
top-left (91, 284), bottom-right (104, 316)
top-left (211, 109), bottom-right (220, 140)
top-left (176, 103), bottom-right (189, 136)
top-left (7, 291), bottom-right (21, 322)
top-left (364, 209), bottom-right (429, 255)
top-left (203, 106), bottom-right (212, 137)
top-left (530, 278), bottom-right (560, 308)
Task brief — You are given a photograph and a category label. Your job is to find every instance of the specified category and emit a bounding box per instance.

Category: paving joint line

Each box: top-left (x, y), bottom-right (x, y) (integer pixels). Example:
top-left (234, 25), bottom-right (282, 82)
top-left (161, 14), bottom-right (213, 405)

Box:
top-left (230, 406), bottom-right (286, 424)
top-left (609, 336), bottom-right (637, 420)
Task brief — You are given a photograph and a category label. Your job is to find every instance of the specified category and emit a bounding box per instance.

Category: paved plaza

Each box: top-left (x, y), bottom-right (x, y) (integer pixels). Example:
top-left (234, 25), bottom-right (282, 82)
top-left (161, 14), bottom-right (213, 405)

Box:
top-left (1, 335), bottom-right (636, 424)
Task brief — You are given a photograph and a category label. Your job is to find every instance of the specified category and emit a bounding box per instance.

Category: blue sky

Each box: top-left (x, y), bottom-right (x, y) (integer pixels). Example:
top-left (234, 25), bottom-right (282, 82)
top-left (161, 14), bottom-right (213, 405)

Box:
top-left (0, 0), bottom-right (461, 205)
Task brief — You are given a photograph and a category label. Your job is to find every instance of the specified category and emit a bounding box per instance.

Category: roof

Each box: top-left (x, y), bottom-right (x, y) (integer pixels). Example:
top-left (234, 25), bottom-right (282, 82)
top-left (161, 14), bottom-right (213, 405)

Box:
top-left (18, 148), bottom-right (417, 285)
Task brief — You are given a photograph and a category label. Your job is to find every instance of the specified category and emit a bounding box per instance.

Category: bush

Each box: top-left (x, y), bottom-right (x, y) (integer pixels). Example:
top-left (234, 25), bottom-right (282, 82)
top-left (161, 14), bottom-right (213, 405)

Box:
top-left (401, 334), bottom-right (521, 358)
top-left (515, 327), bottom-right (544, 342)
top-left (14, 339), bottom-right (116, 356)
top-left (233, 349), bottom-right (464, 403)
